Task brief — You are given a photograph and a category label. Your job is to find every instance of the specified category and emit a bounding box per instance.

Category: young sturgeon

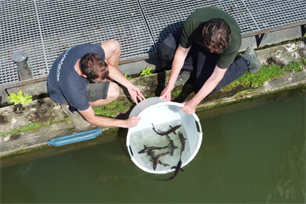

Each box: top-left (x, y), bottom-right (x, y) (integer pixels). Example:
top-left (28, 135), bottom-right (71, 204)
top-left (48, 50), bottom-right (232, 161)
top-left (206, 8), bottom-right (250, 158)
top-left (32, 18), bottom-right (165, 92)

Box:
top-left (151, 124), bottom-right (181, 136)
top-left (138, 144), bottom-right (169, 154)
top-left (178, 132), bottom-right (186, 156)
top-left (156, 160), bottom-right (184, 181)
top-left (153, 151), bottom-right (171, 170)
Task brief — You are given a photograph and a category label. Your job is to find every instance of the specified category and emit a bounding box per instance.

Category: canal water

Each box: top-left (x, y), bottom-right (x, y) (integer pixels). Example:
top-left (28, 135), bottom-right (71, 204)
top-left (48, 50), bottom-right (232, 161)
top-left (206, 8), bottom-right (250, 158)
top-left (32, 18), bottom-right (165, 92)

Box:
top-left (1, 89), bottom-right (305, 203)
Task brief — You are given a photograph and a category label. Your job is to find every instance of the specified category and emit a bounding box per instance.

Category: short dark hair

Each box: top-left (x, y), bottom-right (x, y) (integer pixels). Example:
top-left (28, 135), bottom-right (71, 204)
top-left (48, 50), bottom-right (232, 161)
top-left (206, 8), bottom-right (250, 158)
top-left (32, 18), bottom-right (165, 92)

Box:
top-left (202, 18), bottom-right (232, 54)
top-left (80, 53), bottom-right (109, 80)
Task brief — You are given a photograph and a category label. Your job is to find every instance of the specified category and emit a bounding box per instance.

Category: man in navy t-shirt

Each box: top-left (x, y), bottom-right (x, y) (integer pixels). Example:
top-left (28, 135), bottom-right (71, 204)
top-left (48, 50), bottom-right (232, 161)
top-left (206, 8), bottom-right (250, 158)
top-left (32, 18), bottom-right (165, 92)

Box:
top-left (47, 40), bottom-right (145, 128)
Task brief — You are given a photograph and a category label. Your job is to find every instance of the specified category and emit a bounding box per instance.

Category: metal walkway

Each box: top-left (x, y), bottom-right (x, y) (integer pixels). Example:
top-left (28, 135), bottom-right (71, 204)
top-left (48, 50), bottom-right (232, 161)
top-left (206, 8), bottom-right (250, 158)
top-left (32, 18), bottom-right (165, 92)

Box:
top-left (1, 0), bottom-right (306, 87)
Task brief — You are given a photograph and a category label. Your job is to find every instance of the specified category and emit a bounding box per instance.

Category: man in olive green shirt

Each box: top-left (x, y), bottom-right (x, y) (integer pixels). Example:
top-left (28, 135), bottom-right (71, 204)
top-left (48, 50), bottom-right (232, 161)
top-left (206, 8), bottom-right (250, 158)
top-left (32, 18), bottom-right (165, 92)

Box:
top-left (158, 6), bottom-right (261, 115)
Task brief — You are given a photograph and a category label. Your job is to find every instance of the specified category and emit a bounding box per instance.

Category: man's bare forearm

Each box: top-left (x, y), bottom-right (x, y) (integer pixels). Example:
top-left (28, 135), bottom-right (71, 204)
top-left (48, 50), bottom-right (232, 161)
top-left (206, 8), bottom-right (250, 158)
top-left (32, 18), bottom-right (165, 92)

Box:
top-left (190, 65), bottom-right (227, 106)
top-left (167, 45), bottom-right (191, 88)
top-left (88, 115), bottom-right (128, 128)
top-left (79, 106), bottom-right (132, 128)
top-left (108, 64), bottom-right (133, 89)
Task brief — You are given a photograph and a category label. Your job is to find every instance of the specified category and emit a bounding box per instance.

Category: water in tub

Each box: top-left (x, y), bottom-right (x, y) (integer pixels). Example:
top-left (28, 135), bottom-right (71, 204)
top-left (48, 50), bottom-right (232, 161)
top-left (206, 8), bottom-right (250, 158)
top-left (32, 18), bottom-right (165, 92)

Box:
top-left (131, 121), bottom-right (189, 171)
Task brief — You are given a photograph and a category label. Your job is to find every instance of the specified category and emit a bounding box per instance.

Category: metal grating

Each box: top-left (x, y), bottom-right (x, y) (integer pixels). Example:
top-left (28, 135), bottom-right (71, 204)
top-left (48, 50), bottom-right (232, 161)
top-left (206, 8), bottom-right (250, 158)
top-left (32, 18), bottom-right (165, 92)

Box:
top-left (0, 0), bottom-right (154, 86)
top-left (138, 0), bottom-right (258, 46)
top-left (139, 0), bottom-right (306, 45)
top-left (242, 0), bottom-right (306, 31)
top-left (1, 0), bottom-right (306, 86)
top-left (0, 1), bottom-right (43, 85)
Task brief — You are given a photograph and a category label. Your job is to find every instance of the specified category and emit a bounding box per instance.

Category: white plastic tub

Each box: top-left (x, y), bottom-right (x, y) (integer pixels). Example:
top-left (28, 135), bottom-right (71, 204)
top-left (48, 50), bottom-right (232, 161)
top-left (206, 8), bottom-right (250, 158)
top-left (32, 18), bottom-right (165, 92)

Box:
top-left (126, 97), bottom-right (203, 174)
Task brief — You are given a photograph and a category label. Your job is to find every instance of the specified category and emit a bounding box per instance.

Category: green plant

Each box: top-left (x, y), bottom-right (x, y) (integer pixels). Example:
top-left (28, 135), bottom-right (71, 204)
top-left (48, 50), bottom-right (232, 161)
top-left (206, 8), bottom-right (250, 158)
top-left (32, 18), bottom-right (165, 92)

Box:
top-left (7, 90), bottom-right (32, 113)
top-left (301, 57), bottom-right (306, 66)
top-left (7, 90), bottom-right (32, 105)
top-left (124, 73), bottom-right (132, 80)
top-left (140, 67), bottom-right (153, 76)
top-left (0, 119), bottom-right (73, 137)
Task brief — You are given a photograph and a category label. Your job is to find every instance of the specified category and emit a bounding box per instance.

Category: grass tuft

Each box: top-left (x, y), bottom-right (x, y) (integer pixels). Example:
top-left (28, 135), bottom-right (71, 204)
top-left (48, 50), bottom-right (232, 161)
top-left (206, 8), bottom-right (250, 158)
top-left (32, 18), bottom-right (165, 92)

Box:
top-left (93, 100), bottom-right (128, 117)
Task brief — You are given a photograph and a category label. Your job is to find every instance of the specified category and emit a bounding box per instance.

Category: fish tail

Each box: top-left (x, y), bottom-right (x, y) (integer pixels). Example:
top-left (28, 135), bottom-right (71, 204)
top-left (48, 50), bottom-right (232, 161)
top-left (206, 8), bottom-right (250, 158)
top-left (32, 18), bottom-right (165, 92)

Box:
top-left (156, 176), bottom-right (175, 181)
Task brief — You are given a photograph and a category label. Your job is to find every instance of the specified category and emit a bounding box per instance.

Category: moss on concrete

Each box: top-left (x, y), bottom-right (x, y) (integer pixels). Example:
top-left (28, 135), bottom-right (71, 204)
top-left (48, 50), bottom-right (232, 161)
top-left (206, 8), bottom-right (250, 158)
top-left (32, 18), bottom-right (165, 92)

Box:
top-left (222, 60), bottom-right (305, 92)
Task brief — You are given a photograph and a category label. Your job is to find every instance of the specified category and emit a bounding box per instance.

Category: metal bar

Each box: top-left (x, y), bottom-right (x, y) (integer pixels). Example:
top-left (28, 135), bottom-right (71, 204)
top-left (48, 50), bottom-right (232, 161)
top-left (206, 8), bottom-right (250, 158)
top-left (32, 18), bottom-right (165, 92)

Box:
top-left (1, 77), bottom-right (47, 91)
top-left (33, 0), bottom-right (48, 71)
top-left (242, 21), bottom-right (306, 38)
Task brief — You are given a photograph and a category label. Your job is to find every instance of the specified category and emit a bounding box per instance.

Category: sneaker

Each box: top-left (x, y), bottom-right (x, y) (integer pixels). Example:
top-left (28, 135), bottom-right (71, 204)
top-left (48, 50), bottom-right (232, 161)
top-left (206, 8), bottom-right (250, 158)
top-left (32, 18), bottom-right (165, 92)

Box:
top-left (61, 104), bottom-right (91, 128)
top-left (241, 47), bottom-right (262, 74)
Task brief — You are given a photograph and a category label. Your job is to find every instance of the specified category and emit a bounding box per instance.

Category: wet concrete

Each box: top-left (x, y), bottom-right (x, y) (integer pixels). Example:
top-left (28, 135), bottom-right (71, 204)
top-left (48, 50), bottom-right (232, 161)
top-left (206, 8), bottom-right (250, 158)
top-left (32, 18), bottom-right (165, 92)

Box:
top-left (0, 41), bottom-right (305, 158)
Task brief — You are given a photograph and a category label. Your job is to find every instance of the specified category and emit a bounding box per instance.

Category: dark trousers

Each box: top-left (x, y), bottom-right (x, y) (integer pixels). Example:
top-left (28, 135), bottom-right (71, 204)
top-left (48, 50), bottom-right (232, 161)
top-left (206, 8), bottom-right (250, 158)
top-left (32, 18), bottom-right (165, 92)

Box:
top-left (158, 32), bottom-right (248, 93)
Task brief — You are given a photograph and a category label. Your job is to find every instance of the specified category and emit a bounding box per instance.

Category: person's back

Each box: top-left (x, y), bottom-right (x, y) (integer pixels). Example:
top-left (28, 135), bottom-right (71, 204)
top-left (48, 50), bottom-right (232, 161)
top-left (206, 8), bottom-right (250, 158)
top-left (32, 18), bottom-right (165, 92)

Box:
top-left (47, 43), bottom-right (105, 111)
top-left (180, 6), bottom-right (241, 68)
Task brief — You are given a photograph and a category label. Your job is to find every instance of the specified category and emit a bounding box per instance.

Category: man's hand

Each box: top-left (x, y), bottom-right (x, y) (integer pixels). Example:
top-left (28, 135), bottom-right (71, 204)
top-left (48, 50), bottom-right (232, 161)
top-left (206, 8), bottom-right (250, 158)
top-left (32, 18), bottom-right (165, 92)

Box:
top-left (106, 63), bottom-right (145, 104)
top-left (127, 85), bottom-right (145, 104)
top-left (160, 85), bottom-right (173, 101)
top-left (125, 116), bottom-right (141, 128)
top-left (160, 45), bottom-right (190, 101)
top-left (181, 100), bottom-right (197, 115)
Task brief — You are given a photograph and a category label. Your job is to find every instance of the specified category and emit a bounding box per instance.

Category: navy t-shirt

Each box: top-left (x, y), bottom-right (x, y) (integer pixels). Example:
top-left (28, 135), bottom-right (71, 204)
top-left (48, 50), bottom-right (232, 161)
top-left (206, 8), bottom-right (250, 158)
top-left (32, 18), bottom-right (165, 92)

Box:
top-left (47, 43), bottom-right (105, 111)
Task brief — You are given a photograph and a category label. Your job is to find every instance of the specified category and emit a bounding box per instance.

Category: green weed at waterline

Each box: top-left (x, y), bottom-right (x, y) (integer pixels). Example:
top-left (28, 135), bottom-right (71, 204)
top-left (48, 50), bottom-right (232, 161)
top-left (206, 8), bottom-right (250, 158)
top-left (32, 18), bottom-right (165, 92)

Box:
top-left (283, 61), bottom-right (303, 72)
top-left (0, 122), bottom-right (43, 137)
top-left (20, 122), bottom-right (43, 132)
top-left (0, 120), bottom-right (70, 137)
top-left (222, 61), bottom-right (304, 92)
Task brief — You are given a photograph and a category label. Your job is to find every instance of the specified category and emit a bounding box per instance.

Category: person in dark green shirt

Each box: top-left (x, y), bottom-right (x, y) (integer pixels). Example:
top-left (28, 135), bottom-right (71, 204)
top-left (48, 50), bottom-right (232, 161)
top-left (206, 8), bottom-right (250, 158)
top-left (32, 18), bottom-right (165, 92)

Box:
top-left (158, 6), bottom-right (261, 115)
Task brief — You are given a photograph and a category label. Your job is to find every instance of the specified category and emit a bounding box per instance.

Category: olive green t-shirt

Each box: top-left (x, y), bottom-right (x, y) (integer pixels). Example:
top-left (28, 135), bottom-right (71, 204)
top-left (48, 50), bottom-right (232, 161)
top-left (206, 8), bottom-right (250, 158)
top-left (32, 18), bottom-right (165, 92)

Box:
top-left (180, 6), bottom-right (241, 68)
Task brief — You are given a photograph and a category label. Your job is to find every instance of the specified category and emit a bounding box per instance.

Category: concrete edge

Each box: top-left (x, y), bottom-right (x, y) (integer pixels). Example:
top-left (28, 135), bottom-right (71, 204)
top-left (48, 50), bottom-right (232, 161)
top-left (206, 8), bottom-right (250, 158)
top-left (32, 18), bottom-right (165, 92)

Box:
top-left (1, 41), bottom-right (306, 158)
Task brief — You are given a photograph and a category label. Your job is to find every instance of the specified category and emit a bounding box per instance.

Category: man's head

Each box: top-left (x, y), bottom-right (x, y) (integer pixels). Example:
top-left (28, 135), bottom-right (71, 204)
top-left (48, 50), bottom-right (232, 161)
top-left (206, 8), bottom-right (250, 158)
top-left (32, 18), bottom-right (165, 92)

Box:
top-left (202, 18), bottom-right (232, 54)
top-left (80, 53), bottom-right (109, 81)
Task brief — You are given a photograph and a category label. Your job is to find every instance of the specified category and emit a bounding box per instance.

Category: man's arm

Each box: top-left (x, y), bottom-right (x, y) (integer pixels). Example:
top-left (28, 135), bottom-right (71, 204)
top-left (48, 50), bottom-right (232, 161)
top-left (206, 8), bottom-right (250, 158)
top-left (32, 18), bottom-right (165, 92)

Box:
top-left (182, 65), bottom-right (227, 115)
top-left (79, 106), bottom-right (140, 128)
top-left (160, 45), bottom-right (191, 100)
top-left (107, 64), bottom-right (145, 104)
top-left (100, 40), bottom-right (145, 104)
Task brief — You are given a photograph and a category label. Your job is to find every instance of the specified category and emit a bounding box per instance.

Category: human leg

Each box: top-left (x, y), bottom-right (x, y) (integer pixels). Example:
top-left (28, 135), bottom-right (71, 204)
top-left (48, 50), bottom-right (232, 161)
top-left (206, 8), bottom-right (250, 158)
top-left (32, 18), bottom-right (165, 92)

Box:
top-left (87, 81), bottom-right (120, 107)
top-left (211, 57), bottom-right (248, 93)
top-left (193, 44), bottom-right (220, 92)
top-left (61, 80), bottom-right (118, 127)
top-left (157, 32), bottom-right (180, 62)
top-left (101, 40), bottom-right (121, 67)
top-left (193, 47), bottom-right (260, 94)
top-left (157, 32), bottom-right (194, 71)
top-left (211, 47), bottom-right (262, 93)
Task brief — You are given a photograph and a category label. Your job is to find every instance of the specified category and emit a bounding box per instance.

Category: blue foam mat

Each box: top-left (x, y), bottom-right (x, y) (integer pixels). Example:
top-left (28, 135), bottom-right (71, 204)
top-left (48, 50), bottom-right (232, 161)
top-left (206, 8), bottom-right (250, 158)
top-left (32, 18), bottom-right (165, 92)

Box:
top-left (47, 128), bottom-right (102, 147)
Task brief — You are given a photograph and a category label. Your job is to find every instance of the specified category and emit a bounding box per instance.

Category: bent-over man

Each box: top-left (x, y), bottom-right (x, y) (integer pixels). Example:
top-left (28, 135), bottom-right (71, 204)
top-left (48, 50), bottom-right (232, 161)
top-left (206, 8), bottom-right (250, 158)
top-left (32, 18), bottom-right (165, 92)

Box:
top-left (158, 6), bottom-right (262, 114)
top-left (47, 40), bottom-right (145, 128)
